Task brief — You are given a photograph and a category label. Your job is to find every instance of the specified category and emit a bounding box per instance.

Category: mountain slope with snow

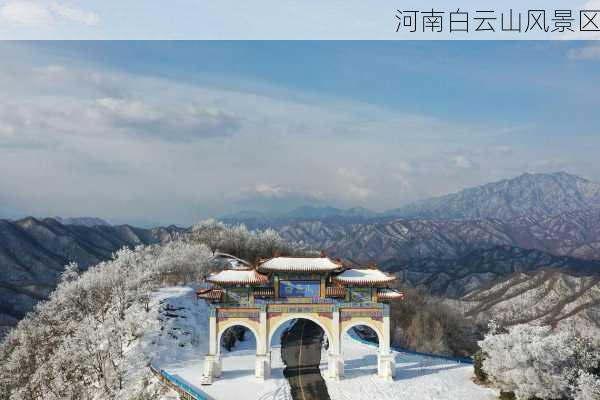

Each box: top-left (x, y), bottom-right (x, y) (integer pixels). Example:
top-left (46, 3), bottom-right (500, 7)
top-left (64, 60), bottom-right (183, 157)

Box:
top-left (383, 246), bottom-right (600, 298)
top-left (0, 217), bottom-right (180, 333)
top-left (387, 172), bottom-right (600, 221)
top-left (275, 210), bottom-right (600, 264)
top-left (458, 269), bottom-right (600, 332)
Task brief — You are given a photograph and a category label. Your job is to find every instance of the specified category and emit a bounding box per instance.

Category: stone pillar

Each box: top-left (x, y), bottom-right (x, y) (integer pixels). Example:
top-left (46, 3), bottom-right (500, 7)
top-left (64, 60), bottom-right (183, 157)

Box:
top-left (328, 354), bottom-right (344, 380)
top-left (201, 354), bottom-right (221, 384)
top-left (328, 307), bottom-right (344, 380)
top-left (377, 306), bottom-right (395, 380)
top-left (209, 309), bottom-right (218, 355)
top-left (258, 305), bottom-right (268, 355)
top-left (255, 305), bottom-right (271, 380)
top-left (377, 354), bottom-right (395, 380)
top-left (201, 308), bottom-right (222, 384)
top-left (381, 307), bottom-right (391, 354)
top-left (255, 354), bottom-right (271, 380)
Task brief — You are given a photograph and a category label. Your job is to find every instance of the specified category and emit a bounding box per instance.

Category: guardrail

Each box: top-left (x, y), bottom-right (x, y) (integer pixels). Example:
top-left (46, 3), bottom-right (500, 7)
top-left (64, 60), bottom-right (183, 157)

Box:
top-left (348, 331), bottom-right (474, 364)
top-left (150, 365), bottom-right (209, 400)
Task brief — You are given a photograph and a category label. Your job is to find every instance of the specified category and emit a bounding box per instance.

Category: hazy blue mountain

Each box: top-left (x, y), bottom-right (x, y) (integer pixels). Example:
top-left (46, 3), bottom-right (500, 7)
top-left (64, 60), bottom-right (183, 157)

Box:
top-left (386, 172), bottom-right (600, 221)
top-left (0, 217), bottom-right (180, 333)
top-left (54, 216), bottom-right (111, 227)
top-left (221, 205), bottom-right (382, 228)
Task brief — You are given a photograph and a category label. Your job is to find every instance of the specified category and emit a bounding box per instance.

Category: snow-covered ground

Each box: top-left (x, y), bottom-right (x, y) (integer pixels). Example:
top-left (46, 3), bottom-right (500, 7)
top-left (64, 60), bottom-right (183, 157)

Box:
top-left (146, 286), bottom-right (497, 400)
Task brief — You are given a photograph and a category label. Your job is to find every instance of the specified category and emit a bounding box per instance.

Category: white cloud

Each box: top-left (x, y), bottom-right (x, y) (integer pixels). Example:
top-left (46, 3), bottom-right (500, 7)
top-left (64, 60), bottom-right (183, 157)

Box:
top-left (253, 183), bottom-right (289, 199)
top-left (0, 2), bottom-right (50, 25)
top-left (0, 1), bottom-right (97, 26)
top-left (49, 1), bottom-right (97, 25)
top-left (1, 44), bottom-right (593, 224)
top-left (335, 168), bottom-right (372, 200)
top-left (95, 97), bottom-right (160, 124)
top-left (452, 155), bottom-right (474, 169)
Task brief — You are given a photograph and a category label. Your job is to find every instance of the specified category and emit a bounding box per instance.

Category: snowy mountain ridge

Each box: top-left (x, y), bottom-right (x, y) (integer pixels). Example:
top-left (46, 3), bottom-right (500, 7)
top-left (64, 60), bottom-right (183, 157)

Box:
top-left (275, 208), bottom-right (600, 264)
top-left (456, 269), bottom-right (600, 332)
top-left (224, 172), bottom-right (600, 227)
top-left (387, 172), bottom-right (600, 221)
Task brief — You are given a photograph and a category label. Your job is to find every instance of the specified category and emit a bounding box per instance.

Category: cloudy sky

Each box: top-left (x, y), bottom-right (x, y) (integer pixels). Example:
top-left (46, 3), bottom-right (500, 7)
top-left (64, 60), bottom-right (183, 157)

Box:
top-left (1, 0), bottom-right (600, 39)
top-left (1, 41), bottom-right (600, 226)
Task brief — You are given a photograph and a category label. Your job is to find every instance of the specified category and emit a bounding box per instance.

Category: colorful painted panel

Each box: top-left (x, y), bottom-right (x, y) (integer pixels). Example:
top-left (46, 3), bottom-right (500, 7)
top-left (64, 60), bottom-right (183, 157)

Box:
top-left (350, 287), bottom-right (372, 303)
top-left (279, 280), bottom-right (320, 298)
top-left (225, 288), bottom-right (250, 303)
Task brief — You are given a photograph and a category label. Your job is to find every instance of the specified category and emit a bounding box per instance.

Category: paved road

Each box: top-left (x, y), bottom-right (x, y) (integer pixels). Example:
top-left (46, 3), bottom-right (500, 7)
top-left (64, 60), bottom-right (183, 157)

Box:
top-left (280, 319), bottom-right (331, 400)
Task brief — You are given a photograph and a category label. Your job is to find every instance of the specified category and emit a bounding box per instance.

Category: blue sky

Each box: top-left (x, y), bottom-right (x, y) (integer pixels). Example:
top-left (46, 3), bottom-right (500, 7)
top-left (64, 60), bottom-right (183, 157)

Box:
top-left (1, 41), bottom-right (600, 226)
top-left (1, 0), bottom-right (600, 39)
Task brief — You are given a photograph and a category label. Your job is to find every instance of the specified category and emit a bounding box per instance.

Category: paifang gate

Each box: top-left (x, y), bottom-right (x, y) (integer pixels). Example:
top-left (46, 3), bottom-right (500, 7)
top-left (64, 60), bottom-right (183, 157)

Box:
top-left (196, 255), bottom-right (404, 384)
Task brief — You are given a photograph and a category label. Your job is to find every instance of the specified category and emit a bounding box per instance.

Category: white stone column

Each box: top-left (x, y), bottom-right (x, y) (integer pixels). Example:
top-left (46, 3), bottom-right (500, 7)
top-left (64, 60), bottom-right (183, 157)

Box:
top-left (328, 307), bottom-right (344, 380)
top-left (255, 354), bottom-right (271, 380)
top-left (377, 306), bottom-right (395, 380)
top-left (381, 311), bottom-right (391, 354)
top-left (201, 308), bottom-right (221, 384)
top-left (255, 306), bottom-right (271, 380)
top-left (258, 306), bottom-right (268, 355)
top-left (209, 312), bottom-right (218, 355)
top-left (201, 354), bottom-right (222, 384)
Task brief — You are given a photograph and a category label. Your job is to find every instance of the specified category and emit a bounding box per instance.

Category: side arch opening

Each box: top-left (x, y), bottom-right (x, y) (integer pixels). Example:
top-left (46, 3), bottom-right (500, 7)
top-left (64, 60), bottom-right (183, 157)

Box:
top-left (216, 322), bottom-right (260, 378)
top-left (342, 322), bottom-right (382, 377)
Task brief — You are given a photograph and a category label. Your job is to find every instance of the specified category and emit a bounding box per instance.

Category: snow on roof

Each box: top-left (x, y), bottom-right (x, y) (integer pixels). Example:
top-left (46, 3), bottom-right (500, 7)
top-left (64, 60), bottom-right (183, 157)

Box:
top-left (258, 257), bottom-right (342, 272)
top-left (333, 268), bottom-right (395, 285)
top-left (206, 269), bottom-right (268, 285)
top-left (377, 288), bottom-right (404, 301)
top-left (196, 288), bottom-right (223, 301)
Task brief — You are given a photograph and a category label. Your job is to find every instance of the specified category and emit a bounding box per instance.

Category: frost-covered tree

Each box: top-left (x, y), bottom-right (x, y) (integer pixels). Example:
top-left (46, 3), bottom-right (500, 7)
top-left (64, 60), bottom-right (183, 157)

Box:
top-left (189, 219), bottom-right (311, 263)
top-left (60, 261), bottom-right (80, 283)
top-left (575, 372), bottom-right (600, 400)
top-left (0, 239), bottom-right (210, 399)
top-left (0, 222), bottom-right (305, 400)
top-left (479, 324), bottom-right (600, 400)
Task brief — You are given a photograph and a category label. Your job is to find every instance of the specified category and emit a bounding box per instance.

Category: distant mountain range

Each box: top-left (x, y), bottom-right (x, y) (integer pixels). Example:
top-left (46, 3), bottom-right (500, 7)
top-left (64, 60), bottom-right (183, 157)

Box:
top-left (387, 172), bottom-right (600, 221)
top-left (0, 217), bottom-right (181, 334)
top-left (53, 216), bottom-right (112, 227)
top-left (221, 172), bottom-right (600, 332)
top-left (224, 172), bottom-right (600, 227)
top-left (273, 208), bottom-right (600, 263)
top-left (382, 245), bottom-right (600, 298)
top-left (221, 206), bottom-right (382, 228)
top-left (2, 171), bottom-right (600, 337)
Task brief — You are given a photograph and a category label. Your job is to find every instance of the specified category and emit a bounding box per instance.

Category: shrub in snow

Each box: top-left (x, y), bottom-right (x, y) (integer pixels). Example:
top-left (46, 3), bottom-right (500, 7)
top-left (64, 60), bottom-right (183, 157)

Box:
top-left (391, 286), bottom-right (478, 357)
top-left (0, 222), bottom-right (303, 400)
top-left (479, 324), bottom-right (600, 400)
top-left (575, 372), bottom-right (600, 400)
top-left (473, 351), bottom-right (488, 383)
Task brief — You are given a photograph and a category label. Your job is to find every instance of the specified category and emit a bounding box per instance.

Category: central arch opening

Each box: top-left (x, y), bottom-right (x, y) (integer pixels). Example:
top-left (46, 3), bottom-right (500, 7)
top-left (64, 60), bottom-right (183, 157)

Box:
top-left (343, 324), bottom-right (381, 377)
top-left (218, 324), bottom-right (258, 378)
top-left (270, 318), bottom-right (331, 400)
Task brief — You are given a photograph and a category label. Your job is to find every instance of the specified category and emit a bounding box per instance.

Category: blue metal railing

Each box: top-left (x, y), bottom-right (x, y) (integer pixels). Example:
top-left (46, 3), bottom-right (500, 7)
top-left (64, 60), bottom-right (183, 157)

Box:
top-left (151, 365), bottom-right (209, 400)
top-left (348, 331), bottom-right (474, 364)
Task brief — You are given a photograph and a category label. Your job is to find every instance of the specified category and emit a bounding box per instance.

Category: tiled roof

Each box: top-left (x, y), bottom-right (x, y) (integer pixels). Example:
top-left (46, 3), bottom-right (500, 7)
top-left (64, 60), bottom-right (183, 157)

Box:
top-left (333, 269), bottom-right (395, 285)
top-left (196, 288), bottom-right (223, 301)
top-left (258, 257), bottom-right (342, 272)
top-left (376, 288), bottom-right (404, 301)
top-left (206, 269), bottom-right (269, 285)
